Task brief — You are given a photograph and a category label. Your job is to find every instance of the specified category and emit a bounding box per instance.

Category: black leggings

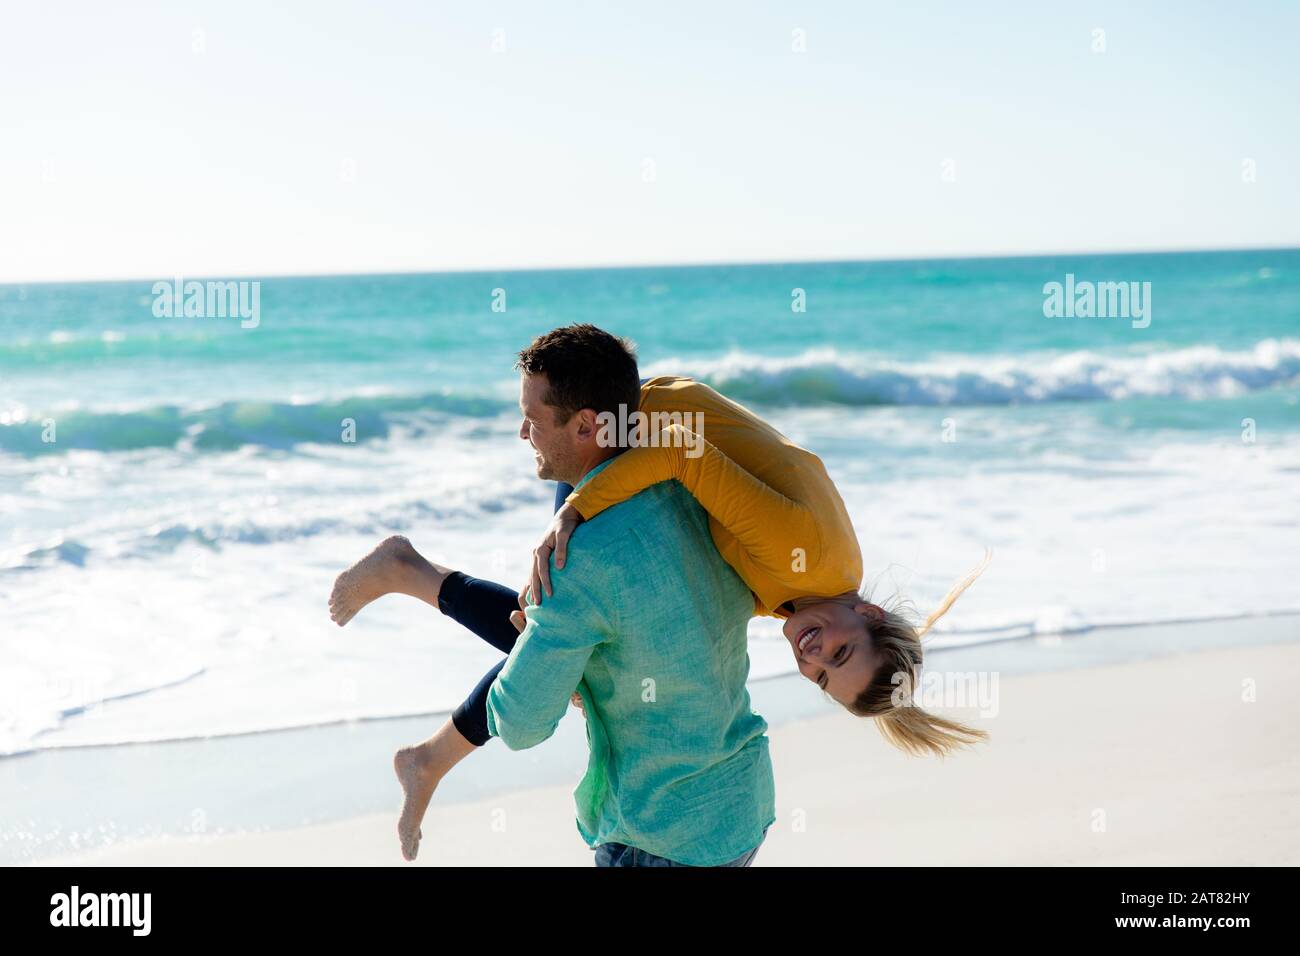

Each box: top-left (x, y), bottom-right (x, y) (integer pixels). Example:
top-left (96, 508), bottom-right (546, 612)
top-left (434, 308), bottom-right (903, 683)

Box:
top-left (446, 480), bottom-right (574, 745)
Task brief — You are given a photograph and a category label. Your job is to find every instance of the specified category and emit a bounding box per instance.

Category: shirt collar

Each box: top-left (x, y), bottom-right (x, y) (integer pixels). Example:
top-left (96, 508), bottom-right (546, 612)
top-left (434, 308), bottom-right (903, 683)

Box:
top-left (573, 455), bottom-right (618, 491)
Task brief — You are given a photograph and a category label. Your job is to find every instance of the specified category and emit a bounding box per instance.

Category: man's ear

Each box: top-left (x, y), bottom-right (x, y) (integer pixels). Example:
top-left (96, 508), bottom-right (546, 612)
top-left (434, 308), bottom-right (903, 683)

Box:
top-left (573, 407), bottom-right (600, 443)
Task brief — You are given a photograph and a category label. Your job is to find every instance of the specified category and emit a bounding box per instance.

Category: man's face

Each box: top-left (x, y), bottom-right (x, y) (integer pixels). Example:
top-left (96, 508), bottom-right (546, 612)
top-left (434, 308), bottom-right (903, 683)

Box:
top-left (519, 373), bottom-right (581, 483)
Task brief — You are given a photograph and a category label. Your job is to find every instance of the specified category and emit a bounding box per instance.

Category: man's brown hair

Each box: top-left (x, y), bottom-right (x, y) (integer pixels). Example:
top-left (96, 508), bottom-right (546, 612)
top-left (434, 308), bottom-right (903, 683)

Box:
top-left (515, 324), bottom-right (641, 424)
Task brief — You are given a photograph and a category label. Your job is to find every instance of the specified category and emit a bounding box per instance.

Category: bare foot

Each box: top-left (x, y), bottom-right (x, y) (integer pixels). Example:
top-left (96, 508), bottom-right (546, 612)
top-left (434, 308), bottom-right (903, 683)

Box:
top-left (394, 743), bottom-right (440, 861)
top-left (329, 535), bottom-right (423, 627)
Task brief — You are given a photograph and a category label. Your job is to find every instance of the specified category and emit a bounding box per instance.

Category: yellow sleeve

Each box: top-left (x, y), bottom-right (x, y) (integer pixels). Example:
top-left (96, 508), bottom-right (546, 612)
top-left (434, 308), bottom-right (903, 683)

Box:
top-left (567, 424), bottom-right (822, 580)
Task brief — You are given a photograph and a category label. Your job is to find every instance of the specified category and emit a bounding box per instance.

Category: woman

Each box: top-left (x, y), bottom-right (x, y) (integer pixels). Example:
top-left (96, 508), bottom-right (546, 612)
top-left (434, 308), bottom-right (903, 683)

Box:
top-left (329, 374), bottom-right (988, 861)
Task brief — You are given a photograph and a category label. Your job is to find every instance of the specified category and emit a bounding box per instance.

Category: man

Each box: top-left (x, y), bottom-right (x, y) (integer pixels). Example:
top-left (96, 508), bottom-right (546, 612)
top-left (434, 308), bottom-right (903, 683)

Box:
top-left (329, 324), bottom-right (773, 865)
top-left (490, 336), bottom-right (774, 865)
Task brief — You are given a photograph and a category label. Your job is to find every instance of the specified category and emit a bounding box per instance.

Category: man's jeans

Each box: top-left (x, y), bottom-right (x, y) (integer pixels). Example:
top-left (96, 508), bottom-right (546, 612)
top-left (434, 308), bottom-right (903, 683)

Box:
top-left (595, 829), bottom-right (767, 867)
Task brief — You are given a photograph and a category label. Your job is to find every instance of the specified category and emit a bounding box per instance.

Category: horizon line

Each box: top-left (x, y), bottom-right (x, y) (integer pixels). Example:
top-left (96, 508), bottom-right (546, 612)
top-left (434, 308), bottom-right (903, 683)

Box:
top-left (3, 241), bottom-right (1298, 287)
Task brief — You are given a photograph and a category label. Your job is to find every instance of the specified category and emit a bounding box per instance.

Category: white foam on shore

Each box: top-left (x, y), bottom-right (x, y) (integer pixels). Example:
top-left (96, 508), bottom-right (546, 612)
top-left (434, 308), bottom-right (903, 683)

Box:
top-left (3, 408), bottom-right (1299, 755)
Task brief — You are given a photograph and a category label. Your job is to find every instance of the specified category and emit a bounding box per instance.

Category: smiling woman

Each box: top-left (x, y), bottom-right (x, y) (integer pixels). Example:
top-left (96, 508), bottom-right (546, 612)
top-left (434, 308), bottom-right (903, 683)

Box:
top-left (785, 600), bottom-right (884, 697)
top-left (841, 557), bottom-right (993, 755)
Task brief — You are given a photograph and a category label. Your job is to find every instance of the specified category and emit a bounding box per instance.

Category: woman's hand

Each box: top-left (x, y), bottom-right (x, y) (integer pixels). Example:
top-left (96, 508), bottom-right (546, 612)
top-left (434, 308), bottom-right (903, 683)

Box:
top-left (527, 502), bottom-right (585, 605)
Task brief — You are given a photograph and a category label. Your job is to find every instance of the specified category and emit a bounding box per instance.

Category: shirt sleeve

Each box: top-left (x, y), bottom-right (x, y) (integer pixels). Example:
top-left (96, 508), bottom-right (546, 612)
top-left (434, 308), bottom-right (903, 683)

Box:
top-left (484, 545), bottom-right (614, 751)
top-left (566, 424), bottom-right (823, 583)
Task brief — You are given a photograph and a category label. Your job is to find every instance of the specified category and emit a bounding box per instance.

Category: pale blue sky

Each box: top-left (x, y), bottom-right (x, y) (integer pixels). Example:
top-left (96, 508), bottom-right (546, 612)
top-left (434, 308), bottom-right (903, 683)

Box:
top-left (1, 0), bottom-right (1297, 282)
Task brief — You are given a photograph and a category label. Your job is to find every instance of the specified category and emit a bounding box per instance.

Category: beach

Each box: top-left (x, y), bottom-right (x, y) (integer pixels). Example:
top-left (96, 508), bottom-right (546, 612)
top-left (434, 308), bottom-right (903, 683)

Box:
top-left (4, 253), bottom-right (1299, 868)
top-left (5, 0), bottom-right (1297, 900)
top-left (36, 637), bottom-right (1300, 867)
top-left (5, 255), bottom-right (1300, 759)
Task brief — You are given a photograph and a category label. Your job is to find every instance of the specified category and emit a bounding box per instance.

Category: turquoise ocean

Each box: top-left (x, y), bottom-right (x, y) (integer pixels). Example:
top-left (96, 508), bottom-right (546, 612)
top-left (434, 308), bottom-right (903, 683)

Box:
top-left (2, 249), bottom-right (1298, 756)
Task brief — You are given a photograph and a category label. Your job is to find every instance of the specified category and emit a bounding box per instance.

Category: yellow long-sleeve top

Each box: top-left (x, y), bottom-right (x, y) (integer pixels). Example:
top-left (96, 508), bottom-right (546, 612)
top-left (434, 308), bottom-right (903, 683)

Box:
top-left (565, 376), bottom-right (863, 618)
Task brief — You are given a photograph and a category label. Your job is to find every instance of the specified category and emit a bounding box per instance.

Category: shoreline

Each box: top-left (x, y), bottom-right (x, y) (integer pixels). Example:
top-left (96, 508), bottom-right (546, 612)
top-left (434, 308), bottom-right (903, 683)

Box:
top-left (22, 630), bottom-right (1300, 867)
top-left (10, 610), bottom-right (1299, 758)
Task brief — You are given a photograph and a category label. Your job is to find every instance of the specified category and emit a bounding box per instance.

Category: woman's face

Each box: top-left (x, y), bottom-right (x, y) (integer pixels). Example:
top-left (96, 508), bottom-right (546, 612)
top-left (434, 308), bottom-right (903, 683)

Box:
top-left (782, 599), bottom-right (881, 707)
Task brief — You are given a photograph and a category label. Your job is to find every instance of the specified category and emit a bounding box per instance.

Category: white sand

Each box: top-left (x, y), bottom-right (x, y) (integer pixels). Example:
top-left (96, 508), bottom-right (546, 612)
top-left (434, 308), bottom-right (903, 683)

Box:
top-left (42, 642), bottom-right (1300, 866)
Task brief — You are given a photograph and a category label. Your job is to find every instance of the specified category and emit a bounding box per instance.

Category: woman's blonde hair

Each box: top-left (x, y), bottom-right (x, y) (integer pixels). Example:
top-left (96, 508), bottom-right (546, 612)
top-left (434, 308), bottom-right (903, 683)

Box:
top-left (849, 551), bottom-right (992, 758)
